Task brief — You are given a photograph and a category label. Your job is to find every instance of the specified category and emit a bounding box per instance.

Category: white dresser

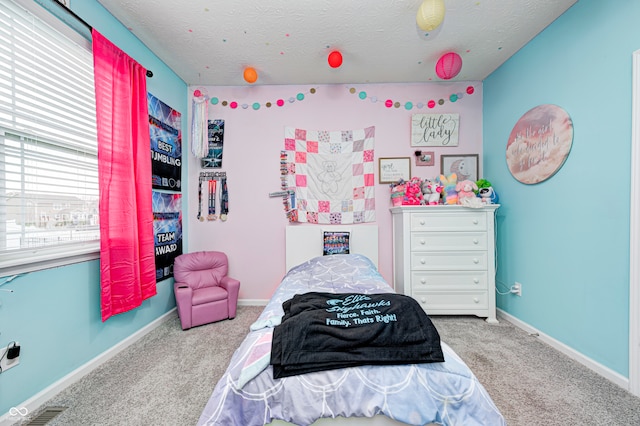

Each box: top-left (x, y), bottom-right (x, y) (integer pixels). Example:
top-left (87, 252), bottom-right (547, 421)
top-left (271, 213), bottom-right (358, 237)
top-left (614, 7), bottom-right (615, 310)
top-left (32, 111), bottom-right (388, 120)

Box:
top-left (390, 205), bottom-right (500, 323)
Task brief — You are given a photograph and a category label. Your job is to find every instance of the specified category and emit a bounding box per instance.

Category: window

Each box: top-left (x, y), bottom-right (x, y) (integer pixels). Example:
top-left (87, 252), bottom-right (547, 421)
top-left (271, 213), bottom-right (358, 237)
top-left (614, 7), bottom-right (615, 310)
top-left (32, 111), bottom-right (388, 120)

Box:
top-left (0, 0), bottom-right (99, 275)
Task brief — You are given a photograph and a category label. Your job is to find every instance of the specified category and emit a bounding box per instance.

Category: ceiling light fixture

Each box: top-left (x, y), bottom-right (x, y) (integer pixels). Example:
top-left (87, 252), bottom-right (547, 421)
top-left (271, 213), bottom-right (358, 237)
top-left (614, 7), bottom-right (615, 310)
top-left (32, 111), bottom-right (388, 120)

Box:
top-left (416, 0), bottom-right (446, 32)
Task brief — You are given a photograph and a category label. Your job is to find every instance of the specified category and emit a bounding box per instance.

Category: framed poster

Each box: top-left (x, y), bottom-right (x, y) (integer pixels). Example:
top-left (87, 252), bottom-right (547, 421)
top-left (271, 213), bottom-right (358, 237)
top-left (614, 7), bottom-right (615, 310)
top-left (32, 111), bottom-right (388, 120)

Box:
top-left (323, 231), bottom-right (350, 255)
top-left (202, 119), bottom-right (224, 168)
top-left (411, 113), bottom-right (459, 147)
top-left (379, 157), bottom-right (411, 184)
top-left (440, 154), bottom-right (479, 182)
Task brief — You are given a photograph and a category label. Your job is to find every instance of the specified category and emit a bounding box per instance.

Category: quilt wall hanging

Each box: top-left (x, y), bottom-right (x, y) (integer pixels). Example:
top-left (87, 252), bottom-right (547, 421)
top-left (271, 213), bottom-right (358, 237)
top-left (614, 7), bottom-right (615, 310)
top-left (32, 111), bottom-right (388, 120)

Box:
top-left (281, 126), bottom-right (375, 224)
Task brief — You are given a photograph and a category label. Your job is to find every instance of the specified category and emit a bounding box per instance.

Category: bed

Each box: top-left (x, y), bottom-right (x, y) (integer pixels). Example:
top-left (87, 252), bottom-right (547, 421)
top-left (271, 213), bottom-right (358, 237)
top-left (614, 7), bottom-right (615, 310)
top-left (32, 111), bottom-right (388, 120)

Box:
top-left (197, 225), bottom-right (505, 426)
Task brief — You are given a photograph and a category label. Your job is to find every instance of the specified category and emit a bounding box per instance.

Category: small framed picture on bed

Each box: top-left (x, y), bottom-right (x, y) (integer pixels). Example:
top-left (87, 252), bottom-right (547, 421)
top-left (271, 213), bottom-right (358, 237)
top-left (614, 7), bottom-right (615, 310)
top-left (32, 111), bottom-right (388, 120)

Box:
top-left (323, 231), bottom-right (350, 255)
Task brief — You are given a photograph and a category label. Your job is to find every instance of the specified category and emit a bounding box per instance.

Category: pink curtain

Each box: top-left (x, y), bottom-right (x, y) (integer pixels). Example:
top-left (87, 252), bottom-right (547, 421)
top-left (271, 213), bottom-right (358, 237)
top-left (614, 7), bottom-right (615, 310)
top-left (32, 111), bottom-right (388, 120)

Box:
top-left (92, 29), bottom-right (156, 322)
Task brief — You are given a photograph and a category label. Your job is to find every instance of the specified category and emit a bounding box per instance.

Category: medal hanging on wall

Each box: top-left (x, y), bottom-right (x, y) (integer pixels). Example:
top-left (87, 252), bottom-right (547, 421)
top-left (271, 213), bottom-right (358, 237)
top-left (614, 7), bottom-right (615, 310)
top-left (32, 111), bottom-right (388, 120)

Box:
top-left (220, 176), bottom-right (229, 221)
top-left (208, 179), bottom-right (217, 221)
top-left (197, 178), bottom-right (204, 222)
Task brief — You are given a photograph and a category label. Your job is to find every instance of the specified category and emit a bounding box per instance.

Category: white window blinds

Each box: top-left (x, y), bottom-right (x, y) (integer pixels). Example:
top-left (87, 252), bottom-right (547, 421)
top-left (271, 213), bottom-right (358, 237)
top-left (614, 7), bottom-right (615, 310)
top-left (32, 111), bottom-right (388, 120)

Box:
top-left (0, 0), bottom-right (99, 275)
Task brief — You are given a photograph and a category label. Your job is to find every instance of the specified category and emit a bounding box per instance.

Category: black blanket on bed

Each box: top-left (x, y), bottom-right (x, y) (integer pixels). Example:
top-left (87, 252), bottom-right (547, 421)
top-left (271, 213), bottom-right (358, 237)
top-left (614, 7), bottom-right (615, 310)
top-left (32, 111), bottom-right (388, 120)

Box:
top-left (270, 292), bottom-right (445, 378)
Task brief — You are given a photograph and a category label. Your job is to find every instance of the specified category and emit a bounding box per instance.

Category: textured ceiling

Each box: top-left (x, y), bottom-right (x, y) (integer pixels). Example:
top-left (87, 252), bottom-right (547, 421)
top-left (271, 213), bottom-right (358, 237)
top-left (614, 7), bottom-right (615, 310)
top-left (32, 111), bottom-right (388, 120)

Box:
top-left (95, 0), bottom-right (577, 86)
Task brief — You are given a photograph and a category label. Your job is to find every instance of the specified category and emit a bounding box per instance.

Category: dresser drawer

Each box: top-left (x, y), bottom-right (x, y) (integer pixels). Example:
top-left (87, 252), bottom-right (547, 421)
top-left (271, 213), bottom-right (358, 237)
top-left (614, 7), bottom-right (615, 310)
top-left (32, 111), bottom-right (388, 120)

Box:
top-left (411, 231), bottom-right (487, 251)
top-left (410, 212), bottom-right (487, 232)
top-left (411, 271), bottom-right (487, 291)
top-left (411, 251), bottom-right (488, 270)
top-left (413, 291), bottom-right (488, 311)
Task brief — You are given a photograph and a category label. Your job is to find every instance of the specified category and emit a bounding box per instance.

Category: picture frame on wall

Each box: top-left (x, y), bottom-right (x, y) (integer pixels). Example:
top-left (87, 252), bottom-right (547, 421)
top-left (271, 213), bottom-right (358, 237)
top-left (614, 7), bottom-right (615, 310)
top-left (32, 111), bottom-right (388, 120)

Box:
top-left (411, 113), bottom-right (459, 147)
top-left (414, 150), bottom-right (435, 166)
top-left (440, 154), bottom-right (479, 182)
top-left (202, 119), bottom-right (224, 168)
top-left (378, 157), bottom-right (411, 184)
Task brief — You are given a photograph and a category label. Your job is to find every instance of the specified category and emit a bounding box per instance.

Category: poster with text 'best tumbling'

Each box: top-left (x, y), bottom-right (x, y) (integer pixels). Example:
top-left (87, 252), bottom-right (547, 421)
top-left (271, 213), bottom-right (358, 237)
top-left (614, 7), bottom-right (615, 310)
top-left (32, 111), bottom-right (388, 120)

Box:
top-left (149, 93), bottom-right (182, 191)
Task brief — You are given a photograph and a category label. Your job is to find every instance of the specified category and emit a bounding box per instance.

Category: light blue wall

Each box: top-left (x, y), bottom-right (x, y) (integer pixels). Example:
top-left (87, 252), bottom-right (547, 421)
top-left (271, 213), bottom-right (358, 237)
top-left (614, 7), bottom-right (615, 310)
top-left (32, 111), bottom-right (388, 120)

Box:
top-left (484, 0), bottom-right (637, 377)
top-left (0, 0), bottom-right (187, 415)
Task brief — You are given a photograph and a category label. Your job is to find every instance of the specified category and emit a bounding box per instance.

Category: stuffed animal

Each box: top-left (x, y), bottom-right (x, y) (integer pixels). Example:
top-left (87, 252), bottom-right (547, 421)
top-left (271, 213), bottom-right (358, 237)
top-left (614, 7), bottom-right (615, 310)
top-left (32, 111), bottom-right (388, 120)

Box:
top-left (478, 186), bottom-right (499, 204)
top-left (389, 179), bottom-right (405, 206)
top-left (402, 177), bottom-right (423, 205)
top-left (421, 179), bottom-right (442, 205)
top-left (437, 173), bottom-right (458, 205)
top-left (455, 180), bottom-right (478, 203)
top-left (476, 178), bottom-right (499, 204)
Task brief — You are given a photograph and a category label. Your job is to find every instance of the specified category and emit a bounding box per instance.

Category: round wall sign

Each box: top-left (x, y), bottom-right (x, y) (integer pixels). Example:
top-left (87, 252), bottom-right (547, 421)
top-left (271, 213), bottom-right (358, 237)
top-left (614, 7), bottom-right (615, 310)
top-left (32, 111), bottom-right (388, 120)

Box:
top-left (506, 104), bottom-right (573, 184)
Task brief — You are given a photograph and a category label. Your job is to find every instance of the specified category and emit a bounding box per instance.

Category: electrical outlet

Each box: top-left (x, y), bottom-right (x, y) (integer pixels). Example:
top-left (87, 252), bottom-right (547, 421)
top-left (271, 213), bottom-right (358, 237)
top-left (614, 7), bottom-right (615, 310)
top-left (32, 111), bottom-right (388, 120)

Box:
top-left (0, 342), bottom-right (20, 373)
top-left (511, 282), bottom-right (522, 296)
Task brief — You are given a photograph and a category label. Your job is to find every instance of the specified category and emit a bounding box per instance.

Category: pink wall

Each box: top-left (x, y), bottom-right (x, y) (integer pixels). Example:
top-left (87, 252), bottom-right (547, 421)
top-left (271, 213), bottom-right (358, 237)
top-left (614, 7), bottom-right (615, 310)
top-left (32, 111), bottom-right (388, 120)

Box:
top-left (185, 82), bottom-right (483, 302)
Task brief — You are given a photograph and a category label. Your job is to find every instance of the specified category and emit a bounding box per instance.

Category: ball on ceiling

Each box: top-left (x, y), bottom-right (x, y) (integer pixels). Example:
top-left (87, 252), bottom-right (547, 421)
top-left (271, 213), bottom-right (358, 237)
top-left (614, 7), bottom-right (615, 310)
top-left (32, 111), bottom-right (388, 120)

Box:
top-left (328, 50), bottom-right (343, 68)
top-left (243, 67), bottom-right (258, 84)
top-left (416, 0), bottom-right (446, 31)
top-left (435, 52), bottom-right (462, 80)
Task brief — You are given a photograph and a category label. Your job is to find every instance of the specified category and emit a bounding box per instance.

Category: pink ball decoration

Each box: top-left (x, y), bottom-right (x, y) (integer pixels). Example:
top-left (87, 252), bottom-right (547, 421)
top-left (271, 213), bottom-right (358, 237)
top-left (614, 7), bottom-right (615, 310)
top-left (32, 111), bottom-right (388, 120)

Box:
top-left (385, 99), bottom-right (393, 108)
top-left (193, 89), bottom-right (202, 97)
top-left (328, 50), bottom-right (343, 68)
top-left (466, 86), bottom-right (475, 95)
top-left (230, 101), bottom-right (238, 109)
top-left (435, 52), bottom-right (462, 80)
top-left (277, 99), bottom-right (285, 107)
top-left (428, 100), bottom-right (436, 108)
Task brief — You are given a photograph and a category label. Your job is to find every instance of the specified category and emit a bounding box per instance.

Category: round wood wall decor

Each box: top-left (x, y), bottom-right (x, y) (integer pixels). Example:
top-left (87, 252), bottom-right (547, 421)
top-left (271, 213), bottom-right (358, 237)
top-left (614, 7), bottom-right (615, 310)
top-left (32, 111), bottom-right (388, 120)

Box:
top-left (506, 104), bottom-right (573, 184)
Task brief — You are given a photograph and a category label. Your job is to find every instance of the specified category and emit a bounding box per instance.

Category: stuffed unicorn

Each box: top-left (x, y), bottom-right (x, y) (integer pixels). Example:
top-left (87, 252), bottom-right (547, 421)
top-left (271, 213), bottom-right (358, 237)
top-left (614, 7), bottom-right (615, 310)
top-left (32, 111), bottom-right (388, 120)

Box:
top-left (437, 173), bottom-right (458, 205)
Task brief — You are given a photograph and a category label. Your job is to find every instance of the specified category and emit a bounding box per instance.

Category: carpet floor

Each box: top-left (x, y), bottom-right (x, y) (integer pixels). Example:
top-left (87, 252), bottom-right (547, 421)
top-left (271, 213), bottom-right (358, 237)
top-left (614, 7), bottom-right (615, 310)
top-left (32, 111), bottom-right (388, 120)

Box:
top-left (15, 306), bottom-right (640, 425)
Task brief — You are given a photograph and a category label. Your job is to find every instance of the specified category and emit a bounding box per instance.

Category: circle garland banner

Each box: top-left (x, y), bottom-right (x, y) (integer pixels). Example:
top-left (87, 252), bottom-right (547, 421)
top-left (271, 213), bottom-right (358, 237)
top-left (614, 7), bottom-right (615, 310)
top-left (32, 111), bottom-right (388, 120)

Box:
top-left (202, 85), bottom-right (476, 111)
top-left (207, 88), bottom-right (318, 110)
top-left (348, 85), bottom-right (475, 110)
top-left (506, 104), bottom-right (573, 185)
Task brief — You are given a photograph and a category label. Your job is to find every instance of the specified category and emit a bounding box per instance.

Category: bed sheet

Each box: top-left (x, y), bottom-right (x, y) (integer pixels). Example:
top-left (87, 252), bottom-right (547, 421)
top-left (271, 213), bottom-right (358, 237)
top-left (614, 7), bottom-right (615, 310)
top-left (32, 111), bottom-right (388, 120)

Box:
top-left (197, 254), bottom-right (505, 426)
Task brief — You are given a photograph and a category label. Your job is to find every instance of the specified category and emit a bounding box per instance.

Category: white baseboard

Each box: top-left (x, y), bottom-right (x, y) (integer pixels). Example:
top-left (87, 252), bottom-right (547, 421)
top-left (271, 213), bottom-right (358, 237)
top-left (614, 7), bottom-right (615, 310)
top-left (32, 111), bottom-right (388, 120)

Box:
top-left (0, 308), bottom-right (176, 426)
top-left (497, 309), bottom-right (629, 390)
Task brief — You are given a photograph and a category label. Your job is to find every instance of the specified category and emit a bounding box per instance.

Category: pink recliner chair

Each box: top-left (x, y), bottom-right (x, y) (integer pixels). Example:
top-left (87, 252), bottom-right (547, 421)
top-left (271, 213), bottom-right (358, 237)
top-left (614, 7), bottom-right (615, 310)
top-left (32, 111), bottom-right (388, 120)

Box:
top-left (173, 251), bottom-right (240, 330)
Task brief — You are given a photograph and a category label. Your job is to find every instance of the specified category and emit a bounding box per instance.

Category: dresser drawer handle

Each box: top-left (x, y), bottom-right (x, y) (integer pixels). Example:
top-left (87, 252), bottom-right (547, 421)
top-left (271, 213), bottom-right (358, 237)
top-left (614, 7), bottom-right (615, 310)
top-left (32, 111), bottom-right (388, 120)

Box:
top-left (473, 239), bottom-right (479, 244)
top-left (473, 258), bottom-right (479, 264)
top-left (420, 297), bottom-right (427, 304)
top-left (419, 219), bottom-right (425, 225)
top-left (420, 258), bottom-right (426, 264)
top-left (473, 297), bottom-right (480, 303)
top-left (420, 278), bottom-right (427, 284)
top-left (419, 239), bottom-right (426, 245)
top-left (472, 219), bottom-right (479, 225)
top-left (473, 277), bottom-right (480, 284)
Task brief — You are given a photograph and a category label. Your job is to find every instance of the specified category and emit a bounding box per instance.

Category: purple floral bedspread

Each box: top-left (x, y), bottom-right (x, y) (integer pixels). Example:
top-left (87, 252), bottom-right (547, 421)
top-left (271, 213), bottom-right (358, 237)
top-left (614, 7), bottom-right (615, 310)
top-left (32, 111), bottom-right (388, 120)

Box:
top-left (197, 254), bottom-right (505, 426)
